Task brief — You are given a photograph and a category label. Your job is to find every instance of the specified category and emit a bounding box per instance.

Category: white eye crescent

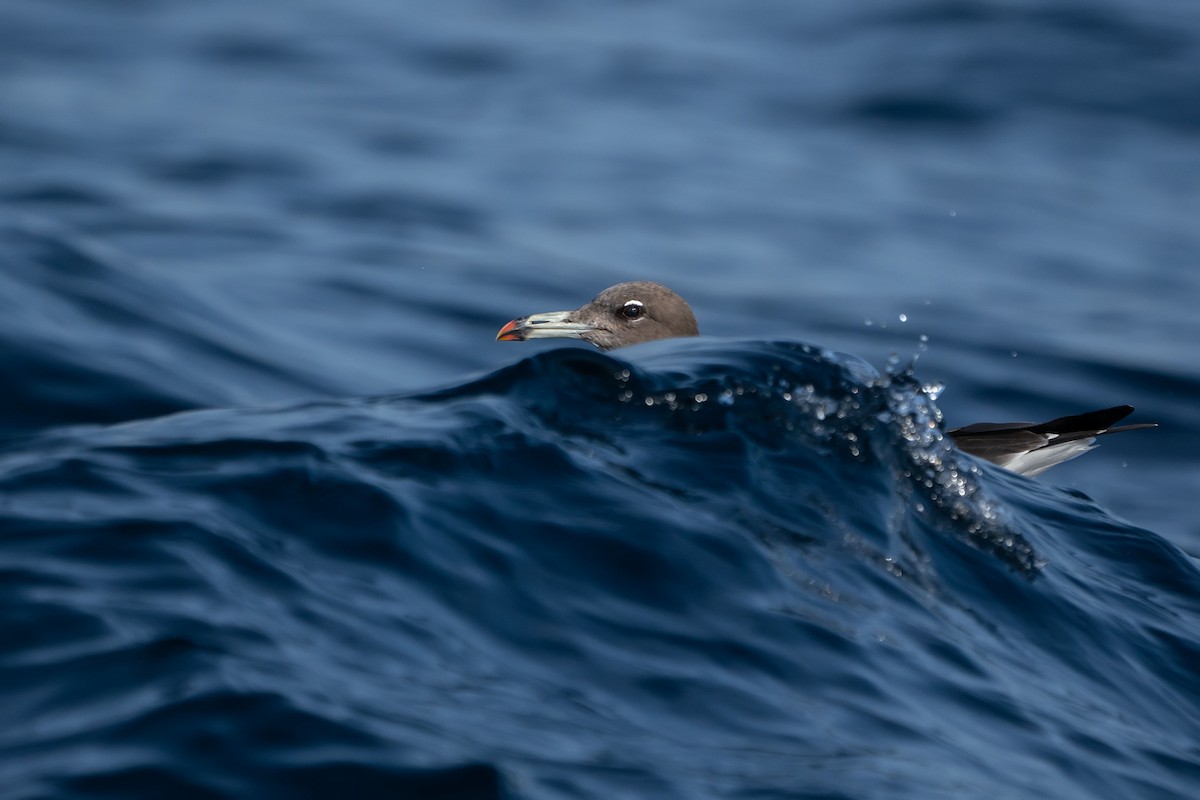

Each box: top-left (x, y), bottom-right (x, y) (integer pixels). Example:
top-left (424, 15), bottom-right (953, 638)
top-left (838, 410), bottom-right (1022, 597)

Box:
top-left (621, 300), bottom-right (645, 320)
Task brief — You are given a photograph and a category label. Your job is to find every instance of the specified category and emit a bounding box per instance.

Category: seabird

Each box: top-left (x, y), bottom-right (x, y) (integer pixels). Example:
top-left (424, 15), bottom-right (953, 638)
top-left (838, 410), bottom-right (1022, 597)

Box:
top-left (496, 281), bottom-right (1156, 476)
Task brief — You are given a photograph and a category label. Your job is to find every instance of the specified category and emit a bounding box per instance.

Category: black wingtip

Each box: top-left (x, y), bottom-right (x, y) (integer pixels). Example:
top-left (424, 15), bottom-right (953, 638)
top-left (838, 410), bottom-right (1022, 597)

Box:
top-left (1030, 405), bottom-right (1138, 435)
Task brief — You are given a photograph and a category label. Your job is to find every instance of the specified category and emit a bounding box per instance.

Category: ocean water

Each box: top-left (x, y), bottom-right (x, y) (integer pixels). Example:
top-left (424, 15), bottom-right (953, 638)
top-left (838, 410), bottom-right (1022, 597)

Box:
top-left (2, 1), bottom-right (1198, 798)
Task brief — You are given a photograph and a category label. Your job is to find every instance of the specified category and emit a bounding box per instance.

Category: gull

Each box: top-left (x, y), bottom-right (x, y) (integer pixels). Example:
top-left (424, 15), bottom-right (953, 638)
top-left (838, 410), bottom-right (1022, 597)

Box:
top-left (497, 281), bottom-right (1156, 476)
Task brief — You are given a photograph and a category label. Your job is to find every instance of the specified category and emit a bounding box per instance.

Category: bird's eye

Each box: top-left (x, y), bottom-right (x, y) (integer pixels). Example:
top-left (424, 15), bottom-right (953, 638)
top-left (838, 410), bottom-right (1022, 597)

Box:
top-left (621, 300), bottom-right (644, 320)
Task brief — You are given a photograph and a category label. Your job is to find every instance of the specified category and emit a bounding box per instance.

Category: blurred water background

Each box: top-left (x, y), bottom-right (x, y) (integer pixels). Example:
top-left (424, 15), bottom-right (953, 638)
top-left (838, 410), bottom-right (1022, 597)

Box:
top-left (1, 1), bottom-right (1198, 798)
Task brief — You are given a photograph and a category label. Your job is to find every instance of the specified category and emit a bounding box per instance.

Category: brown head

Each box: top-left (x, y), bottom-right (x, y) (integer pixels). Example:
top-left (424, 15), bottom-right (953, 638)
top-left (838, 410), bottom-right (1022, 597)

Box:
top-left (496, 281), bottom-right (699, 351)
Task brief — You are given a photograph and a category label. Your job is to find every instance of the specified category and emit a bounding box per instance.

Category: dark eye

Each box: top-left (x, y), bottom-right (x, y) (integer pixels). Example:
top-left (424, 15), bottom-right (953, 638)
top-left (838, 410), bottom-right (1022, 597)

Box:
top-left (621, 301), bottom-right (644, 320)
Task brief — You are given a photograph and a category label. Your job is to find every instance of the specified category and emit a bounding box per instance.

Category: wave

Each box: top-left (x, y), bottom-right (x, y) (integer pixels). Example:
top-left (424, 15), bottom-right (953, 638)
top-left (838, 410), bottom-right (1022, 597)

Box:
top-left (3, 340), bottom-right (1197, 798)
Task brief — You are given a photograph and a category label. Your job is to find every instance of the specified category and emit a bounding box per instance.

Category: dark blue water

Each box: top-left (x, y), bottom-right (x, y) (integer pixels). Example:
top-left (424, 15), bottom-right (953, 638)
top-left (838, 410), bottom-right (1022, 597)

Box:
top-left (2, 1), bottom-right (1198, 798)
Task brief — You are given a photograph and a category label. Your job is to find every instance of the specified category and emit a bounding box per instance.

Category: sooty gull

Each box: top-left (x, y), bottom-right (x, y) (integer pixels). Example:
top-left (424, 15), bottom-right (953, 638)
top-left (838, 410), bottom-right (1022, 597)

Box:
top-left (496, 281), bottom-right (1156, 477)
